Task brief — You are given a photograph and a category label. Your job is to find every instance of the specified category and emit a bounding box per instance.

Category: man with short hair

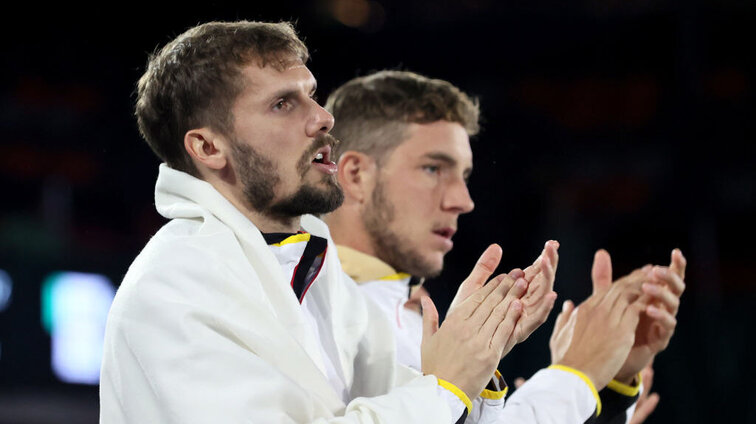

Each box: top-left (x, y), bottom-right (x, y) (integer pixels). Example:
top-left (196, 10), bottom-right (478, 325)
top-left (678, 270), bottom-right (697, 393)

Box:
top-left (323, 70), bottom-right (686, 423)
top-left (100, 21), bottom-right (557, 423)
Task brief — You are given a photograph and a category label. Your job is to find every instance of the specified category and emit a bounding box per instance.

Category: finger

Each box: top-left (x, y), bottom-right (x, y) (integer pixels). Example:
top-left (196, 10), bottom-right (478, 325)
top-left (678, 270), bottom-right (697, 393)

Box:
top-left (449, 244), bottom-right (504, 312)
top-left (642, 282), bottom-right (680, 314)
top-left (491, 300), bottom-right (523, 354)
top-left (475, 276), bottom-right (525, 329)
top-left (508, 268), bottom-right (525, 280)
top-left (591, 249), bottom-right (613, 295)
top-left (669, 248), bottom-right (687, 279)
top-left (629, 393), bottom-right (659, 424)
top-left (646, 304), bottom-right (678, 332)
top-left (652, 266), bottom-right (686, 297)
top-left (522, 257), bottom-right (540, 282)
top-left (454, 272), bottom-right (508, 319)
top-left (514, 377), bottom-right (526, 389)
top-left (619, 298), bottom-right (646, 331)
top-left (544, 240), bottom-right (560, 270)
top-left (605, 269), bottom-right (649, 318)
top-left (524, 291), bottom-right (558, 334)
top-left (608, 266), bottom-right (653, 301)
top-left (463, 244), bottom-right (503, 290)
top-left (421, 296), bottom-right (439, 344)
top-left (522, 255), bottom-right (551, 305)
top-left (553, 299), bottom-right (575, 336)
top-left (523, 240), bottom-right (560, 282)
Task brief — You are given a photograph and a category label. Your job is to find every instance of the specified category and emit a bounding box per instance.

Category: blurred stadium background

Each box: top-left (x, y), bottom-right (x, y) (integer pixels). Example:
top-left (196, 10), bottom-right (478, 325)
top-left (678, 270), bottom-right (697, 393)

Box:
top-left (1, 1), bottom-right (754, 422)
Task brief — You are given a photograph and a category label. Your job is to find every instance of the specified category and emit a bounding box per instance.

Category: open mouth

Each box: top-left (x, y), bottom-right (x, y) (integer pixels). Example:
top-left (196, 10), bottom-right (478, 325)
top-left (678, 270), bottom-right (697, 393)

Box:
top-left (312, 145), bottom-right (332, 164)
top-left (432, 227), bottom-right (456, 239)
top-left (310, 145), bottom-right (338, 175)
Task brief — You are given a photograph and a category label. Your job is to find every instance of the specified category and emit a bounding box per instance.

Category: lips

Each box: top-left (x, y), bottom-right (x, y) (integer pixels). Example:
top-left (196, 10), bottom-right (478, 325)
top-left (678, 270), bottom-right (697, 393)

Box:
top-left (432, 227), bottom-right (456, 239)
top-left (431, 227), bottom-right (456, 251)
top-left (311, 145), bottom-right (337, 175)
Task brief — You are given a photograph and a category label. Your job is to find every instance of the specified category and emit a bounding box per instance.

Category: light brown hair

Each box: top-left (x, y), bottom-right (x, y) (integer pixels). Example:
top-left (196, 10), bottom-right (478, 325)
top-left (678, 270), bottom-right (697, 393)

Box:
top-left (325, 70), bottom-right (480, 162)
top-left (135, 21), bottom-right (309, 176)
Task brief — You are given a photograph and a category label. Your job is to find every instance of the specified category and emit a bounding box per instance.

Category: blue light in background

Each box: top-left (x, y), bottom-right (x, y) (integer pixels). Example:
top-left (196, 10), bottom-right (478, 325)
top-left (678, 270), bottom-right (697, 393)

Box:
top-left (0, 269), bottom-right (10, 361)
top-left (0, 269), bottom-right (11, 312)
top-left (41, 271), bottom-right (115, 385)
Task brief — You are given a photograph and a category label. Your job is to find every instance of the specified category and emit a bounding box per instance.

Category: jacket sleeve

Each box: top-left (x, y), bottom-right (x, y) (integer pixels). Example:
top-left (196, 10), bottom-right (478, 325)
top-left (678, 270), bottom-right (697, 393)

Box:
top-left (469, 367), bottom-right (600, 424)
top-left (588, 378), bottom-right (642, 424)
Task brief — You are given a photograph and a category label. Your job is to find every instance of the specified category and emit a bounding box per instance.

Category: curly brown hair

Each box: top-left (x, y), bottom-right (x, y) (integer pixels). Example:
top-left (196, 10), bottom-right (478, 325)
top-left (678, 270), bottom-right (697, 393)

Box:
top-left (135, 21), bottom-right (308, 176)
top-left (325, 70), bottom-right (480, 163)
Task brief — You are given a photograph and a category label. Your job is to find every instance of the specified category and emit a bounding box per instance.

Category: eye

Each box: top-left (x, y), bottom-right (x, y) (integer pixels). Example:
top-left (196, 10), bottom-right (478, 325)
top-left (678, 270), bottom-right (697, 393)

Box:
top-left (273, 98), bottom-right (291, 111)
top-left (422, 164), bottom-right (441, 175)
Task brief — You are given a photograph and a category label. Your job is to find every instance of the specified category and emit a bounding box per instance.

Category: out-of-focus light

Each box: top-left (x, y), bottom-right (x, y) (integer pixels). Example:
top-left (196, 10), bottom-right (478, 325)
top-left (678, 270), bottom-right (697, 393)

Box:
top-left (0, 269), bottom-right (11, 312)
top-left (41, 271), bottom-right (115, 385)
top-left (330, 0), bottom-right (385, 32)
top-left (331, 0), bottom-right (370, 27)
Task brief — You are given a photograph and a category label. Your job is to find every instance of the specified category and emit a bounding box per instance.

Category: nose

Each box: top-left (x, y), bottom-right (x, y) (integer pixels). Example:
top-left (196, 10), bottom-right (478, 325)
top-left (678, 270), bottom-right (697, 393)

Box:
top-left (442, 178), bottom-right (475, 214)
top-left (306, 101), bottom-right (335, 137)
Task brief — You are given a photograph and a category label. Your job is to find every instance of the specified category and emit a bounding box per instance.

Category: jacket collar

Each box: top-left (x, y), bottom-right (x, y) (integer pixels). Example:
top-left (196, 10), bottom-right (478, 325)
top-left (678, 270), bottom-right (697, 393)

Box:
top-left (336, 245), bottom-right (413, 283)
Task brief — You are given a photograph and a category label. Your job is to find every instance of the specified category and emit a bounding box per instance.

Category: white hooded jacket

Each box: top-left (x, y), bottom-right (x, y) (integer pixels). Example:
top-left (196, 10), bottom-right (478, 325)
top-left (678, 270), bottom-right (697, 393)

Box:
top-left (99, 165), bottom-right (458, 423)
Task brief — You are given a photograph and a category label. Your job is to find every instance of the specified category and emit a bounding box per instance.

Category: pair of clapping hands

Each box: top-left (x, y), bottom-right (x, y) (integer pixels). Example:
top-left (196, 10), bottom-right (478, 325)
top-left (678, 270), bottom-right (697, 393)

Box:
top-left (420, 241), bottom-right (686, 408)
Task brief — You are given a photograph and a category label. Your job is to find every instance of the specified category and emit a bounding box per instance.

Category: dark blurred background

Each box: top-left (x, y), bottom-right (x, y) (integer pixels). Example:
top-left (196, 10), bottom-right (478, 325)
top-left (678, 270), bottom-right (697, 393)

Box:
top-left (1, 1), bottom-right (753, 423)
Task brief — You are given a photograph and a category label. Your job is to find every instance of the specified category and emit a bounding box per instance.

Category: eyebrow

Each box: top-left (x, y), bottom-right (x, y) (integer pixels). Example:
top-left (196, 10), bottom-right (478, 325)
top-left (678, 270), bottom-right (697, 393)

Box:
top-left (423, 152), bottom-right (473, 179)
top-left (267, 81), bottom-right (317, 103)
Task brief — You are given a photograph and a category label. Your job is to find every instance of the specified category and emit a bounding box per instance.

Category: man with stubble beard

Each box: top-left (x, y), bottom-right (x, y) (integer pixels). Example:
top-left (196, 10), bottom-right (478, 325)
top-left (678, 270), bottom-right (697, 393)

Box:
top-left (323, 70), bottom-right (686, 423)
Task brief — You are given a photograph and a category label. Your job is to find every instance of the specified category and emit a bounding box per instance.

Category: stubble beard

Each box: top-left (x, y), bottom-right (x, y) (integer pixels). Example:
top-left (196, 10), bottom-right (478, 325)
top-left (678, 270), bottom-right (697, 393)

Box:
top-left (232, 136), bottom-right (344, 222)
top-left (362, 178), bottom-right (442, 278)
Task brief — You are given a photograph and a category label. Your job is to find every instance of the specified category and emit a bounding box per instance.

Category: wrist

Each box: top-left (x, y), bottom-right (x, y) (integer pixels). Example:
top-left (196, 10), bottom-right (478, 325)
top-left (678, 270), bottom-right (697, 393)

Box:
top-left (613, 372), bottom-right (638, 385)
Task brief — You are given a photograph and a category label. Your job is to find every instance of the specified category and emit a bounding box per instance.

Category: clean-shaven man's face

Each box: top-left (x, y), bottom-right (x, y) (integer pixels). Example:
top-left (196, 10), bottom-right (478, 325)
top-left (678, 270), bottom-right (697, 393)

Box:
top-left (363, 120), bottom-right (474, 277)
top-left (229, 60), bottom-right (344, 219)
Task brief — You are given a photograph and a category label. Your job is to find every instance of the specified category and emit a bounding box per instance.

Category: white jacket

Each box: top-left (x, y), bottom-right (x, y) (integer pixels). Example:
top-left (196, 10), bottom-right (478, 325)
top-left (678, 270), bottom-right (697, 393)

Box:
top-left (99, 165), bottom-right (458, 423)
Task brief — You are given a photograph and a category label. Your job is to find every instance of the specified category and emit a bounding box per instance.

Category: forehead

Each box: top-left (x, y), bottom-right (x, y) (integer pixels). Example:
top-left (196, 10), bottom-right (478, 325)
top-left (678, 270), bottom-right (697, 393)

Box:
top-left (238, 61), bottom-right (316, 98)
top-left (387, 121), bottom-right (473, 167)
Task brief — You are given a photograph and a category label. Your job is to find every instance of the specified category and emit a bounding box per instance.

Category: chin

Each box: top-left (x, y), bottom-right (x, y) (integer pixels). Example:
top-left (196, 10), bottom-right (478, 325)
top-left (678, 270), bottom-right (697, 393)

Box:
top-left (421, 254), bottom-right (445, 278)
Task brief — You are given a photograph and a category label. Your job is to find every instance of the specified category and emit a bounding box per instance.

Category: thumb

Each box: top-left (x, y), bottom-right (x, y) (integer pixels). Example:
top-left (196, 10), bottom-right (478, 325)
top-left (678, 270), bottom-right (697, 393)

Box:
top-left (464, 244), bottom-right (502, 289)
top-left (669, 248), bottom-right (686, 279)
top-left (451, 244), bottom-right (502, 309)
top-left (591, 249), bottom-right (613, 295)
top-left (421, 296), bottom-right (439, 342)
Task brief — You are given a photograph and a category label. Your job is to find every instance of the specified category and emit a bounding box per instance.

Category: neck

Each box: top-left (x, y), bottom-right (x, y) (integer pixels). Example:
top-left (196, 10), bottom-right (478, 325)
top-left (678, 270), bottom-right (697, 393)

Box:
top-left (246, 209), bottom-right (301, 234)
top-left (323, 204), bottom-right (376, 257)
top-left (204, 171), bottom-right (302, 234)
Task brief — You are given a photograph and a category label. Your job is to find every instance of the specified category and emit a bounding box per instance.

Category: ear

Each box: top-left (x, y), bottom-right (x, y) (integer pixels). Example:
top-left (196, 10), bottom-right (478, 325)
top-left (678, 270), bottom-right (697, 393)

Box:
top-left (336, 151), bottom-right (376, 203)
top-left (184, 128), bottom-right (228, 171)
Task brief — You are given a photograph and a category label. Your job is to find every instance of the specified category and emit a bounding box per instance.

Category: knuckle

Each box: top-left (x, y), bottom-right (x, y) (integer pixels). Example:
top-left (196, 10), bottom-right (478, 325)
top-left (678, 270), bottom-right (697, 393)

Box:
top-left (471, 293), bottom-right (486, 305)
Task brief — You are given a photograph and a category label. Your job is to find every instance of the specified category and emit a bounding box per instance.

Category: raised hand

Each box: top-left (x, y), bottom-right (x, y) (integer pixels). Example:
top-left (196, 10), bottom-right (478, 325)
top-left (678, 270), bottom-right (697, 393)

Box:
top-left (555, 253), bottom-right (651, 390)
top-left (421, 248), bottom-right (529, 400)
top-left (515, 240), bottom-right (560, 344)
top-left (448, 241), bottom-right (560, 352)
top-left (614, 249), bottom-right (686, 383)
